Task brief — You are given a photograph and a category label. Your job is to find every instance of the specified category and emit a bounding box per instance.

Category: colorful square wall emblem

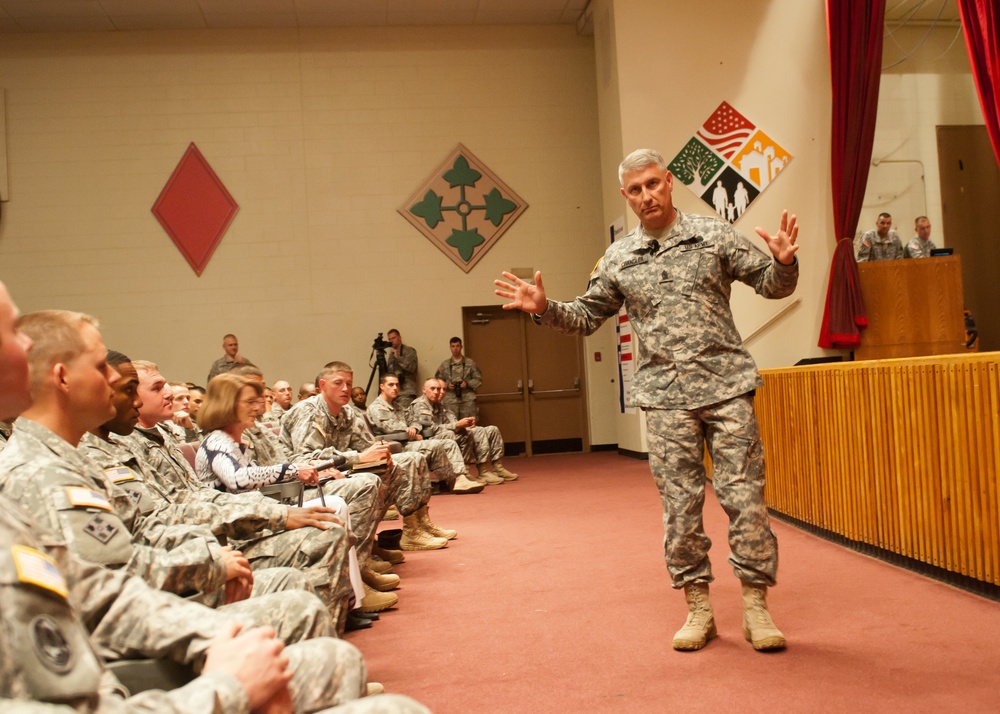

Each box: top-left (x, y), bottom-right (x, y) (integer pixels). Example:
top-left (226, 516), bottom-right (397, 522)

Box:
top-left (668, 102), bottom-right (791, 224)
top-left (399, 144), bottom-right (527, 273)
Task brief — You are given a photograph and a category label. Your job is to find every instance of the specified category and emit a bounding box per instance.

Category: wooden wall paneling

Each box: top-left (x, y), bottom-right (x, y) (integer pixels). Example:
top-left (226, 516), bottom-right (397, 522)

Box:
top-left (758, 353), bottom-right (1000, 588)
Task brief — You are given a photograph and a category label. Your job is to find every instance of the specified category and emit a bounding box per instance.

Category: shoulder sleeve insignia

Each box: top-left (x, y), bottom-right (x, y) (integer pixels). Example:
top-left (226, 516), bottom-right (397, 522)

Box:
top-left (103, 466), bottom-right (137, 484)
top-left (65, 487), bottom-right (111, 511)
top-left (83, 514), bottom-right (119, 545)
top-left (12, 545), bottom-right (68, 599)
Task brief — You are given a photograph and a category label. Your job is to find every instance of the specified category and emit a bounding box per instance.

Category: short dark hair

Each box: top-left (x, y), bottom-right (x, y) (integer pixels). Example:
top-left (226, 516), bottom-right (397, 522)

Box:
top-left (106, 350), bottom-right (131, 368)
top-left (450, 336), bottom-right (462, 344)
top-left (380, 374), bottom-right (399, 385)
top-left (387, 329), bottom-right (400, 337)
top-left (878, 212), bottom-right (892, 220)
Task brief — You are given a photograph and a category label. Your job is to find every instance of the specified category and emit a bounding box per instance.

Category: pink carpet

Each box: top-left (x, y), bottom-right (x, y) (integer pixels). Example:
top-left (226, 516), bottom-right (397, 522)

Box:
top-left (346, 452), bottom-right (1000, 712)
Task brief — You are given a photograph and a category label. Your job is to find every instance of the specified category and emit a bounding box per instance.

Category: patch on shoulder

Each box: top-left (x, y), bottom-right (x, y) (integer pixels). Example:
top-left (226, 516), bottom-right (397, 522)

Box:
top-left (12, 545), bottom-right (68, 599)
top-left (82, 514), bottom-right (119, 545)
top-left (65, 487), bottom-right (111, 511)
top-left (103, 466), bottom-right (137, 484)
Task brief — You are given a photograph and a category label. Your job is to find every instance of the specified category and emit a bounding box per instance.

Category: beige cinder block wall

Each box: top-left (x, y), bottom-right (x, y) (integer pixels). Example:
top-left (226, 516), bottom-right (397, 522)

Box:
top-left (0, 25), bottom-right (613, 434)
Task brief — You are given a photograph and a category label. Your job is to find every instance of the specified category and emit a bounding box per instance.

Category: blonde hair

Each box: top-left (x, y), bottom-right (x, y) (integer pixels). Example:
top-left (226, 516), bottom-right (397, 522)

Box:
top-left (198, 373), bottom-right (262, 432)
top-left (18, 310), bottom-right (100, 392)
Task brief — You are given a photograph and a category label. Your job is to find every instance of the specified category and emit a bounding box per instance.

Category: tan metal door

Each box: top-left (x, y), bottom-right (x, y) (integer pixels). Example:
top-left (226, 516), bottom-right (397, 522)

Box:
top-left (937, 125), bottom-right (1000, 352)
top-left (462, 305), bottom-right (587, 456)
top-left (524, 320), bottom-right (586, 453)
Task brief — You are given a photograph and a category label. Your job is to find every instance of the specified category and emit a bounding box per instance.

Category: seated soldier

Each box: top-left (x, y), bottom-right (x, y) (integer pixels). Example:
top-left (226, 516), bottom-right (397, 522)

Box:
top-left (166, 380), bottom-right (201, 442)
top-left (352, 386), bottom-right (368, 411)
top-left (264, 378), bottom-right (293, 422)
top-left (1, 313), bottom-right (336, 646)
top-left (117, 360), bottom-right (362, 630)
top-left (0, 281), bottom-right (423, 712)
top-left (299, 381), bottom-right (319, 401)
top-left (282, 361), bottom-right (453, 552)
top-left (189, 384), bottom-right (206, 424)
top-left (368, 374), bottom-right (483, 498)
top-left (409, 378), bottom-right (519, 484)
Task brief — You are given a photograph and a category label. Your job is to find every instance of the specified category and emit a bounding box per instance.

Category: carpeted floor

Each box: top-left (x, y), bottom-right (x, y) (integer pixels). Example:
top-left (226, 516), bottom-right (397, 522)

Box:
top-left (346, 452), bottom-right (1000, 713)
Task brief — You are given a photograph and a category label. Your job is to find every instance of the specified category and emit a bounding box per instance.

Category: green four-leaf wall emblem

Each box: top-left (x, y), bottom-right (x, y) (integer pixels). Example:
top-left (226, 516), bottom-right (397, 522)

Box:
top-left (398, 144), bottom-right (528, 273)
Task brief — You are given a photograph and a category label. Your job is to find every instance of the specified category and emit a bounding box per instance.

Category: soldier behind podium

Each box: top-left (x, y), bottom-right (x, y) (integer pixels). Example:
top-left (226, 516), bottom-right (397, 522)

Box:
top-left (904, 216), bottom-right (937, 259)
top-left (857, 212), bottom-right (903, 262)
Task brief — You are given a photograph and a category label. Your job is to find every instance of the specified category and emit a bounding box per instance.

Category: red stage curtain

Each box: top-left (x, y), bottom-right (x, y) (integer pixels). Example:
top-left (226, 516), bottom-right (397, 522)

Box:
top-left (959, 0), bottom-right (1000, 167)
top-left (818, 0), bottom-right (885, 350)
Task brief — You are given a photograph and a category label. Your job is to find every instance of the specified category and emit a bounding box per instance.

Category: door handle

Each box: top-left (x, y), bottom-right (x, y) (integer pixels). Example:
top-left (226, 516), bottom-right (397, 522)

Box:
top-left (517, 380), bottom-right (523, 393)
top-left (527, 379), bottom-right (534, 393)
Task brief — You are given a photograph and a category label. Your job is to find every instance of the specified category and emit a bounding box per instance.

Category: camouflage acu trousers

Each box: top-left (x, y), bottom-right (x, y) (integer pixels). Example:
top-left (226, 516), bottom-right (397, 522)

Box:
top-left (457, 424), bottom-right (503, 464)
top-left (644, 393), bottom-right (778, 589)
top-left (304, 472), bottom-right (381, 565)
top-left (404, 438), bottom-right (467, 484)
top-left (373, 451), bottom-right (431, 518)
top-left (237, 525), bottom-right (353, 633)
top-left (286, 637), bottom-right (366, 709)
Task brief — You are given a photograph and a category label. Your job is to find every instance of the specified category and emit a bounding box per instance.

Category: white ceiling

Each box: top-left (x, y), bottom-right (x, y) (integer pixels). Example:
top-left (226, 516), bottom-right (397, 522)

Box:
top-left (0, 0), bottom-right (590, 33)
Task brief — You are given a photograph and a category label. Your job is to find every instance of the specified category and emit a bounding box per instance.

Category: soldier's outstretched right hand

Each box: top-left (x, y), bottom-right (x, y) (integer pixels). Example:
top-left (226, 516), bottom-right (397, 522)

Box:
top-left (494, 271), bottom-right (548, 314)
top-left (285, 506), bottom-right (344, 531)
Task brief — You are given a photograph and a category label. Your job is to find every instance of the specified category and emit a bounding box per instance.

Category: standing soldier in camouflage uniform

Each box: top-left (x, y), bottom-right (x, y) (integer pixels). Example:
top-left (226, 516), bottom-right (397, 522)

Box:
top-left (495, 148), bottom-right (799, 652)
top-left (435, 337), bottom-right (482, 419)
top-left (282, 361), bottom-right (454, 552)
top-left (386, 329), bottom-right (419, 410)
top-left (409, 378), bottom-right (518, 485)
top-left (368, 374), bottom-right (483, 497)
top-left (206, 333), bottom-right (255, 383)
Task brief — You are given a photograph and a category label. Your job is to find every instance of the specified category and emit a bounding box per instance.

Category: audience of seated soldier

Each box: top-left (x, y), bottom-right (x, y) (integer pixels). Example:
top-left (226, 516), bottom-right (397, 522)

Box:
top-left (264, 378), bottom-right (293, 421)
top-left (0, 280), bottom-right (429, 712)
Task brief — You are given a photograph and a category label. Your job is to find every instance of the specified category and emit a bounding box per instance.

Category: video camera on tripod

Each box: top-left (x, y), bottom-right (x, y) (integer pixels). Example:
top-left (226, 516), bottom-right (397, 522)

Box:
top-left (364, 333), bottom-right (392, 402)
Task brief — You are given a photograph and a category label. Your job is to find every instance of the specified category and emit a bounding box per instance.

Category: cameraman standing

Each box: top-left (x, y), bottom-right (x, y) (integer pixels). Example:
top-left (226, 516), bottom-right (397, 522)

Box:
top-left (386, 329), bottom-right (419, 410)
top-left (435, 337), bottom-right (481, 420)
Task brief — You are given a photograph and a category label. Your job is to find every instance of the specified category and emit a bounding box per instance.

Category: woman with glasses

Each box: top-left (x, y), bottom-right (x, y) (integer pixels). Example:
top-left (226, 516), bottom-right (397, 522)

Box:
top-left (196, 373), bottom-right (320, 492)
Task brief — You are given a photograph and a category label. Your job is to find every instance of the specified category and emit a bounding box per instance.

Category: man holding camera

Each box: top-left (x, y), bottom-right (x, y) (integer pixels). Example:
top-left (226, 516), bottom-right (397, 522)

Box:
top-left (435, 337), bottom-right (481, 420)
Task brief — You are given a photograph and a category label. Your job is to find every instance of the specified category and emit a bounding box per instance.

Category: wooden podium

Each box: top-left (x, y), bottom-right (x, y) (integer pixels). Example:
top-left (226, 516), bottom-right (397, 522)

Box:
top-left (856, 255), bottom-right (967, 360)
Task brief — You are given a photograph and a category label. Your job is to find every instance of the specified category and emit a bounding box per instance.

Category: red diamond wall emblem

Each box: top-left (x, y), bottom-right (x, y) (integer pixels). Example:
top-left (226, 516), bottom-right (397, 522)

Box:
top-left (152, 143), bottom-right (239, 276)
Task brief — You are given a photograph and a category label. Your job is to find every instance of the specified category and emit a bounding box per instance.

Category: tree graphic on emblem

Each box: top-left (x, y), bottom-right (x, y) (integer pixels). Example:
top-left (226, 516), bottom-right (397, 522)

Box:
top-left (668, 138), bottom-right (724, 187)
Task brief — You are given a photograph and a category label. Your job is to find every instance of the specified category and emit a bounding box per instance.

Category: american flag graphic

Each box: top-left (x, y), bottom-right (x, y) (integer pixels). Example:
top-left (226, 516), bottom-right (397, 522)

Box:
top-left (697, 102), bottom-right (756, 160)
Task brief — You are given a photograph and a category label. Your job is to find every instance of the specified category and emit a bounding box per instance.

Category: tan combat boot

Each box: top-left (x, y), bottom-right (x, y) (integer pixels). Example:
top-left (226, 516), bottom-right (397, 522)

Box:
top-left (367, 557), bottom-right (394, 574)
top-left (477, 464), bottom-right (504, 485)
top-left (400, 513), bottom-right (448, 551)
top-left (672, 582), bottom-right (717, 651)
top-left (418, 505), bottom-right (457, 540)
top-left (358, 583), bottom-right (397, 613)
top-left (373, 543), bottom-right (405, 565)
top-left (741, 582), bottom-right (786, 651)
top-left (361, 567), bottom-right (400, 592)
top-left (493, 462), bottom-right (519, 481)
top-left (452, 473), bottom-right (485, 494)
